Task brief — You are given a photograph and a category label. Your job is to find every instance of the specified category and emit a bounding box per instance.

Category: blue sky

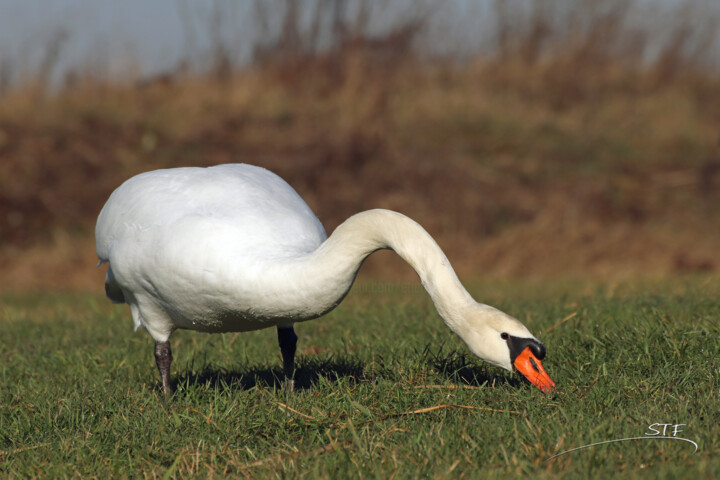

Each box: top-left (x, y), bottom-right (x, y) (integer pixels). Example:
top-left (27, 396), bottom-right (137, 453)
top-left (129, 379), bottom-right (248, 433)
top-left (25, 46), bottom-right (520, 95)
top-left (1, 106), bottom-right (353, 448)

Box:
top-left (0, 0), bottom-right (198, 82)
top-left (0, 0), bottom-right (717, 86)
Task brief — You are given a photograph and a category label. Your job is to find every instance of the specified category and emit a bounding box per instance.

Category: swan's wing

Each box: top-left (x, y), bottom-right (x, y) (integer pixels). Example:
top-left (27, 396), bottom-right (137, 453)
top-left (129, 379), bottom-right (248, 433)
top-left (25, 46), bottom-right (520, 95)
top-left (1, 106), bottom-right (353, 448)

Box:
top-left (95, 164), bottom-right (327, 263)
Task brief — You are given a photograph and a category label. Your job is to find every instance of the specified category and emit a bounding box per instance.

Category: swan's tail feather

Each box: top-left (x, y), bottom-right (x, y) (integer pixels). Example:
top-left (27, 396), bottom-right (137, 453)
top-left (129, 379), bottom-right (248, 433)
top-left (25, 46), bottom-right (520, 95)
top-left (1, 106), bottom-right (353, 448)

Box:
top-left (104, 265), bottom-right (126, 304)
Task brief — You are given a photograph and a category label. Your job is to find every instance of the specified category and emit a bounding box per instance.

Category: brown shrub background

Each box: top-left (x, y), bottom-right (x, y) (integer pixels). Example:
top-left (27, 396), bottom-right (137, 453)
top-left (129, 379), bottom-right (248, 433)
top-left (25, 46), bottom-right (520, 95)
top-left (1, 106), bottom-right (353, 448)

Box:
top-left (1, 1), bottom-right (719, 291)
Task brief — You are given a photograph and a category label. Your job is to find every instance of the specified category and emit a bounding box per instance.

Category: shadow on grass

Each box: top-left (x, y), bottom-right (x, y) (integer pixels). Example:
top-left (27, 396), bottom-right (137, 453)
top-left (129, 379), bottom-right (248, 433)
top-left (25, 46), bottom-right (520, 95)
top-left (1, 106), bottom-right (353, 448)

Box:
top-left (426, 349), bottom-right (525, 390)
top-left (172, 355), bottom-right (366, 394)
top-left (168, 349), bottom-right (524, 395)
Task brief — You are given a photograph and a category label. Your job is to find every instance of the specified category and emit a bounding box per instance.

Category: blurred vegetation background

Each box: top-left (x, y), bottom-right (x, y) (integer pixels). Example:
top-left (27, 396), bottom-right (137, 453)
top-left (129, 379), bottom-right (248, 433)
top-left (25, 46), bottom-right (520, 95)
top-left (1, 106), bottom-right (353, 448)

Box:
top-left (0, 0), bottom-right (719, 291)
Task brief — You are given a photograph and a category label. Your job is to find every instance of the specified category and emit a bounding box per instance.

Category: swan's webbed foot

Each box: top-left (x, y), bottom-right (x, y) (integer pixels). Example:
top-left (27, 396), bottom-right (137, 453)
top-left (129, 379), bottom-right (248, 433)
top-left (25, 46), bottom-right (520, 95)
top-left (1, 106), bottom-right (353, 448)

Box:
top-left (277, 326), bottom-right (297, 392)
top-left (154, 340), bottom-right (174, 399)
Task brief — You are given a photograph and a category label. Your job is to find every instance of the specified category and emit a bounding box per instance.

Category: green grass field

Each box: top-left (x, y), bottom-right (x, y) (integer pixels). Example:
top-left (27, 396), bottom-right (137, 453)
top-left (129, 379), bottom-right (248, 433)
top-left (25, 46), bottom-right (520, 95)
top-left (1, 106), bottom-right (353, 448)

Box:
top-left (1, 278), bottom-right (719, 479)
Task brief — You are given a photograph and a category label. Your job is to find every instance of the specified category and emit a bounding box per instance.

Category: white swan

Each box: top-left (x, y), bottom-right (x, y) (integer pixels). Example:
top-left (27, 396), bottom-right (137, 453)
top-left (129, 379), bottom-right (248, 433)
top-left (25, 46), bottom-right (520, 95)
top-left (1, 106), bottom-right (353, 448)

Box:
top-left (96, 164), bottom-right (555, 395)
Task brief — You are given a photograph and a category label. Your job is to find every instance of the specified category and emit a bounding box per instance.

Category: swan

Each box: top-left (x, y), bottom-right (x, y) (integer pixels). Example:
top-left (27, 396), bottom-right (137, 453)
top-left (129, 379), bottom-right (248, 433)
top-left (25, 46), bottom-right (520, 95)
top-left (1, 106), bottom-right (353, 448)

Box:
top-left (96, 164), bottom-right (555, 396)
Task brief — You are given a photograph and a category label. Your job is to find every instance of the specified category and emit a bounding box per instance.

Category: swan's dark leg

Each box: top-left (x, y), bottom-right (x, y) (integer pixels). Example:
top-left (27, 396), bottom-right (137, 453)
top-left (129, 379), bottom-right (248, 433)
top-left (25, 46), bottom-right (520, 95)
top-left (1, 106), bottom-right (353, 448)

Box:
top-left (277, 326), bottom-right (297, 390)
top-left (154, 340), bottom-right (174, 398)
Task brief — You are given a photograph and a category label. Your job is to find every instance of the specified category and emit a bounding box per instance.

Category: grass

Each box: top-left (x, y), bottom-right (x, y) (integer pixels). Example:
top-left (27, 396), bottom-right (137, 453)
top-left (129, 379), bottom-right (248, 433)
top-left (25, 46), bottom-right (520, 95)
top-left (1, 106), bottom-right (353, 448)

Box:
top-left (1, 278), bottom-right (719, 478)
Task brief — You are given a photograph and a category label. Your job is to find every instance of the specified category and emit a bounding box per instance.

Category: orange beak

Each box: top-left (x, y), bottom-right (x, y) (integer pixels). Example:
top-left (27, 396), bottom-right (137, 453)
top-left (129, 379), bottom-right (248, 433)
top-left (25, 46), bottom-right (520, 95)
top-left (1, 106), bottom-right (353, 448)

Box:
top-left (514, 346), bottom-right (556, 392)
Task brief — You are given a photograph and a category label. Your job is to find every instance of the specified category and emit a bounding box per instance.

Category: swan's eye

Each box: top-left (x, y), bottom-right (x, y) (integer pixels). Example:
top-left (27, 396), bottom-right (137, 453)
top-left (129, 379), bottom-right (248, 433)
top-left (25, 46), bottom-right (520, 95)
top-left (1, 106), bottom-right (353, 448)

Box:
top-left (500, 332), bottom-right (509, 340)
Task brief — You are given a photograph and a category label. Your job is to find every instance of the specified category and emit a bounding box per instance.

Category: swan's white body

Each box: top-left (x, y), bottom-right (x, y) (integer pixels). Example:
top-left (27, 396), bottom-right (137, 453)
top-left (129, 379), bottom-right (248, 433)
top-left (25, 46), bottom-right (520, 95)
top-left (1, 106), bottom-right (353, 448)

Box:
top-left (97, 164), bottom-right (554, 390)
top-left (97, 164), bottom-right (334, 338)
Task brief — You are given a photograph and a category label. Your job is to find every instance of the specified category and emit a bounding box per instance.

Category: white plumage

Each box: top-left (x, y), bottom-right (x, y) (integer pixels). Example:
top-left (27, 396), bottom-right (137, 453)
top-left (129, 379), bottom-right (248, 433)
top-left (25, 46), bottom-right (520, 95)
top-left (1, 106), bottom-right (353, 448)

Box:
top-left (96, 164), bottom-right (555, 395)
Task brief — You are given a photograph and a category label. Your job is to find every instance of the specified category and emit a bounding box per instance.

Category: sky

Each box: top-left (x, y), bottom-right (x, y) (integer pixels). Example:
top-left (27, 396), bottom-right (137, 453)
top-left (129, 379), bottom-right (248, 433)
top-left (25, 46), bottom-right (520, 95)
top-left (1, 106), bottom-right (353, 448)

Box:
top-left (0, 0), bottom-right (210, 82)
top-left (0, 0), bottom-right (717, 87)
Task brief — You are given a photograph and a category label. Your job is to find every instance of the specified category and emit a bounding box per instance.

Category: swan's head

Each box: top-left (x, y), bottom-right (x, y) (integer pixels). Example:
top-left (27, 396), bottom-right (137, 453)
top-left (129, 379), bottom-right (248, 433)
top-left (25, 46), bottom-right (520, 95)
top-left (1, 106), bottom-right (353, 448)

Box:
top-left (457, 305), bottom-right (556, 392)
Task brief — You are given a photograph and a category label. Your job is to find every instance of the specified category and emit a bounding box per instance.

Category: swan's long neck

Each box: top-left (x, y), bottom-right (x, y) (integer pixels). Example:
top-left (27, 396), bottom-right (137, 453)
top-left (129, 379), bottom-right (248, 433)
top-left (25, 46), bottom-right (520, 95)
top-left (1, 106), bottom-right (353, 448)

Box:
top-left (259, 209), bottom-right (476, 330)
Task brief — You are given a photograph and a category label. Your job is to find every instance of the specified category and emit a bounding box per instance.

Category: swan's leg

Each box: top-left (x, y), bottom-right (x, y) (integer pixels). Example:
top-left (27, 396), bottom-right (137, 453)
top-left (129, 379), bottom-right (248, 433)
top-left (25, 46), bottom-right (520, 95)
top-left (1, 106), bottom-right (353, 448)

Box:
top-left (277, 326), bottom-right (297, 390)
top-left (154, 340), bottom-right (174, 397)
